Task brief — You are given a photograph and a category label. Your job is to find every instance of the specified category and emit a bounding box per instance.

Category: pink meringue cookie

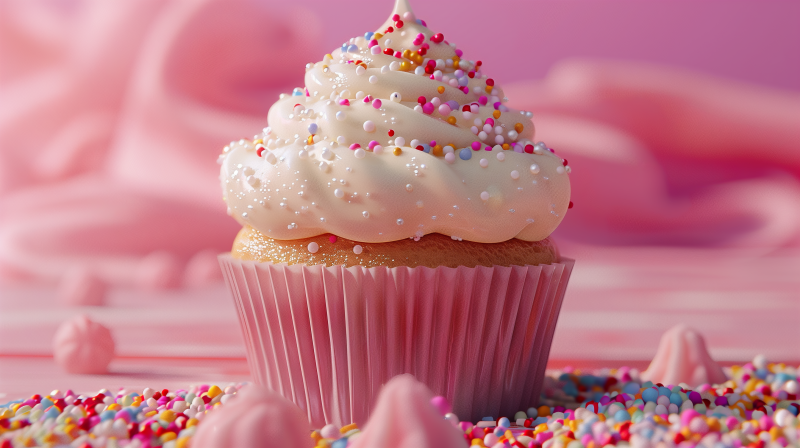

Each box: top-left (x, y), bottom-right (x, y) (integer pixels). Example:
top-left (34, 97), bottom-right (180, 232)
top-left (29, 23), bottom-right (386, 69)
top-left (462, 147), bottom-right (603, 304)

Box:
top-left (193, 385), bottom-right (313, 448)
top-left (351, 375), bottom-right (468, 448)
top-left (641, 324), bottom-right (727, 387)
top-left (57, 267), bottom-right (108, 306)
top-left (52, 315), bottom-right (115, 374)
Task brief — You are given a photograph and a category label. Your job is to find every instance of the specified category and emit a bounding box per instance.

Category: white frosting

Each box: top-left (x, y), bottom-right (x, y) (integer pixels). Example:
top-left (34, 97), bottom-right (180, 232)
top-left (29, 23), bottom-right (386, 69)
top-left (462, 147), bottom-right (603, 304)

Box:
top-left (220, 0), bottom-right (570, 243)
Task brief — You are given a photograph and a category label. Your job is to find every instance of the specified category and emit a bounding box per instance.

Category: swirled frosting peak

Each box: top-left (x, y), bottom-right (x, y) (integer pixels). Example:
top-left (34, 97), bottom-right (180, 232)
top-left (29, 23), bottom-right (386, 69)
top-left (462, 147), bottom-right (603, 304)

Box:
top-left (219, 0), bottom-right (572, 244)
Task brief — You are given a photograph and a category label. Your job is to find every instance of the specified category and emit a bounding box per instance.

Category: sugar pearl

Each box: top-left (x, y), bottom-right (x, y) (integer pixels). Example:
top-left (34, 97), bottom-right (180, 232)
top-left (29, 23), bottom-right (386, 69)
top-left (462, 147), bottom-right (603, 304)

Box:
top-left (510, 170), bottom-right (520, 179)
top-left (363, 121), bottom-right (376, 132)
top-left (353, 245), bottom-right (363, 254)
top-left (530, 164), bottom-right (540, 174)
top-left (308, 242), bottom-right (319, 253)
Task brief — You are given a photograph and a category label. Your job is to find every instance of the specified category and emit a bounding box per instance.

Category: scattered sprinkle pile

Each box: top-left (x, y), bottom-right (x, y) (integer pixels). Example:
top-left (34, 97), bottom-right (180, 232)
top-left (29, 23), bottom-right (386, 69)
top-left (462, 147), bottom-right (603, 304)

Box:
top-left (1, 357), bottom-right (798, 447)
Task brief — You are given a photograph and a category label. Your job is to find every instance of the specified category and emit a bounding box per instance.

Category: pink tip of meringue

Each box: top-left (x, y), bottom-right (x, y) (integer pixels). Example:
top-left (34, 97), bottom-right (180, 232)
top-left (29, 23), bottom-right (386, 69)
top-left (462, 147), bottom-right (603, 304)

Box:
top-left (641, 324), bottom-right (727, 387)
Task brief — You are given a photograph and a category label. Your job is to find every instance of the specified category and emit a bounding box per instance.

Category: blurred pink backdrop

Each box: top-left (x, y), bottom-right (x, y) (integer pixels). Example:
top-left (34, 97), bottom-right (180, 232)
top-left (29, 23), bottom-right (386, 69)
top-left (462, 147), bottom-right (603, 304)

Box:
top-left (0, 0), bottom-right (799, 385)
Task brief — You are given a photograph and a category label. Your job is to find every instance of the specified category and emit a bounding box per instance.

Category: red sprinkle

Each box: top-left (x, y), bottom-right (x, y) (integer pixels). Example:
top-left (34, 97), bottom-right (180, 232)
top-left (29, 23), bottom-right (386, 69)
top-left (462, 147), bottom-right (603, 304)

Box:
top-left (395, 20), bottom-right (404, 28)
top-left (431, 33), bottom-right (444, 43)
top-left (329, 235), bottom-right (337, 243)
top-left (524, 144), bottom-right (534, 154)
top-left (486, 78), bottom-right (495, 86)
top-left (388, 129), bottom-right (395, 137)
top-left (383, 48), bottom-right (394, 55)
top-left (257, 146), bottom-right (267, 157)
top-left (418, 96), bottom-right (426, 104)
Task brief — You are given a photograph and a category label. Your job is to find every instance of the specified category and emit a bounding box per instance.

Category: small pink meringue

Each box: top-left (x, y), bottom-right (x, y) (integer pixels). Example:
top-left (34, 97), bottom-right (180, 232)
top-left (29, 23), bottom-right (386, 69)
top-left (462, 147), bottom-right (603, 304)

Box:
top-left (57, 267), bottom-right (108, 306)
top-left (52, 315), bottom-right (115, 374)
top-left (641, 324), bottom-right (727, 387)
top-left (351, 375), bottom-right (468, 448)
top-left (193, 386), bottom-right (313, 448)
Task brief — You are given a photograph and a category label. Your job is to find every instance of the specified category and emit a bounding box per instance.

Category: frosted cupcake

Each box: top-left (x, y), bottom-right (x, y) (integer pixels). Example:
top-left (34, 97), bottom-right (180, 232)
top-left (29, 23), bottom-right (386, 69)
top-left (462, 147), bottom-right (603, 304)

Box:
top-left (218, 0), bottom-right (573, 427)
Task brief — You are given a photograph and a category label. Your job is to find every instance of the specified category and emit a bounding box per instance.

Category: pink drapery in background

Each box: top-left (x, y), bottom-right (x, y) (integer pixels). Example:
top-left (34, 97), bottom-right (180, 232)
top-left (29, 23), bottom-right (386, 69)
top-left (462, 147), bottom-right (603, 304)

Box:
top-left (1, 0), bottom-right (799, 287)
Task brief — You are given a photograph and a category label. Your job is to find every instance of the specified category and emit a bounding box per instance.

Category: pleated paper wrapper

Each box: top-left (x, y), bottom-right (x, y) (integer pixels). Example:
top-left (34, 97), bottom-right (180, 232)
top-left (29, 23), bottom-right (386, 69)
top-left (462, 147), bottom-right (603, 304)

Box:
top-left (219, 255), bottom-right (574, 427)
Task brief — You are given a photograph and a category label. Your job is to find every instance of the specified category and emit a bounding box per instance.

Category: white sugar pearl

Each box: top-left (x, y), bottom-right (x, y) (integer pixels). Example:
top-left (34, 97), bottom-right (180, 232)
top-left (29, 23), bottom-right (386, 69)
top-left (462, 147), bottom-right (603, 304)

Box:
top-left (494, 135), bottom-right (504, 144)
top-left (362, 211), bottom-right (370, 218)
top-left (478, 131), bottom-right (488, 141)
top-left (265, 152), bottom-right (277, 165)
top-left (336, 111), bottom-right (346, 120)
top-left (321, 148), bottom-right (334, 160)
top-left (479, 158), bottom-right (488, 168)
top-left (390, 61), bottom-right (400, 71)
top-left (394, 136), bottom-right (406, 146)
top-left (381, 65), bottom-right (389, 73)
top-left (530, 164), bottom-right (540, 174)
top-left (410, 139), bottom-right (420, 148)
top-left (510, 170), bottom-right (520, 179)
top-left (363, 121), bottom-right (376, 132)
top-left (354, 148), bottom-right (366, 158)
top-left (340, 89), bottom-right (351, 99)
top-left (483, 124), bottom-right (493, 133)
top-left (369, 75), bottom-right (378, 84)
top-left (371, 46), bottom-right (381, 55)
top-left (373, 145), bottom-right (383, 154)
top-left (445, 152), bottom-right (455, 163)
top-left (334, 189), bottom-right (344, 198)
top-left (556, 166), bottom-right (566, 174)
top-left (355, 91), bottom-right (365, 100)
top-left (353, 245), bottom-right (363, 254)
top-left (496, 152), bottom-right (505, 161)
top-left (443, 145), bottom-right (455, 154)
top-left (480, 191), bottom-right (489, 201)
top-left (507, 130), bottom-right (518, 140)
top-left (356, 66), bottom-right (366, 75)
top-left (390, 92), bottom-right (402, 102)
top-left (308, 242), bottom-right (319, 253)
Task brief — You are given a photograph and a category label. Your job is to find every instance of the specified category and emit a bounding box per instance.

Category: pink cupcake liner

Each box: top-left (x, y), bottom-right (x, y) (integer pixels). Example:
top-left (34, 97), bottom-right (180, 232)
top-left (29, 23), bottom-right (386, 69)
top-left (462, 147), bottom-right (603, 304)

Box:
top-left (219, 255), bottom-right (573, 427)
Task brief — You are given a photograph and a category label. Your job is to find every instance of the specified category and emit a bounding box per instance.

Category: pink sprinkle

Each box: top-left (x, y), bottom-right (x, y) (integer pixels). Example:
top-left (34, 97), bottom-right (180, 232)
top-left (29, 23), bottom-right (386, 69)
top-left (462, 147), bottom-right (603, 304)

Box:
top-left (363, 95), bottom-right (373, 103)
top-left (305, 88), bottom-right (310, 97)
top-left (368, 140), bottom-right (379, 149)
top-left (485, 146), bottom-right (492, 151)
top-left (339, 99), bottom-right (350, 106)
top-left (485, 118), bottom-right (494, 126)
top-left (471, 141), bottom-right (481, 151)
top-left (392, 13), bottom-right (400, 20)
top-left (349, 143), bottom-right (361, 150)
top-left (422, 103), bottom-right (435, 114)
top-left (329, 235), bottom-right (337, 243)
top-left (493, 101), bottom-right (501, 109)
top-left (372, 99), bottom-right (382, 109)
top-left (394, 51), bottom-right (402, 58)
top-left (429, 140), bottom-right (437, 146)
top-left (478, 95), bottom-right (488, 105)
top-left (455, 49), bottom-right (463, 57)
top-left (368, 39), bottom-right (378, 48)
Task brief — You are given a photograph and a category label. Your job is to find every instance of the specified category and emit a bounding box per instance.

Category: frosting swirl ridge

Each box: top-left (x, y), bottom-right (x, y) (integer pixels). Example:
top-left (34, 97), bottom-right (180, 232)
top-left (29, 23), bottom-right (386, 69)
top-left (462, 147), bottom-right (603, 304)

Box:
top-left (219, 0), bottom-right (571, 243)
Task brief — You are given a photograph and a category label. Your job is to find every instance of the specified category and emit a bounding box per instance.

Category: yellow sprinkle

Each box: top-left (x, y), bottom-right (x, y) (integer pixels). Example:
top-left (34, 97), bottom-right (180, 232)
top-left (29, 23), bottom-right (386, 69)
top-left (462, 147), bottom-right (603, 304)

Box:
top-left (399, 61), bottom-right (411, 71)
top-left (307, 135), bottom-right (315, 145)
top-left (161, 432), bottom-right (177, 443)
top-left (340, 423), bottom-right (358, 433)
top-left (597, 413), bottom-right (606, 422)
top-left (106, 403), bottom-right (121, 411)
top-left (453, 61), bottom-right (459, 69)
top-left (493, 110), bottom-right (501, 119)
top-left (254, 138), bottom-right (263, 145)
top-left (207, 385), bottom-right (222, 398)
top-left (537, 405), bottom-right (551, 417)
top-left (316, 440), bottom-right (331, 448)
top-left (393, 147), bottom-right (402, 156)
top-left (402, 49), bottom-right (412, 59)
top-left (486, 86), bottom-right (493, 94)
top-left (324, 54), bottom-right (333, 60)
top-left (186, 418), bottom-right (199, 428)
top-left (146, 410), bottom-right (158, 417)
top-left (446, 116), bottom-right (457, 125)
top-left (769, 427), bottom-right (783, 441)
top-left (437, 86), bottom-right (445, 94)
top-left (160, 409), bottom-right (176, 423)
top-left (502, 144), bottom-right (510, 150)
top-left (374, 33), bottom-right (383, 39)
top-left (432, 145), bottom-right (443, 156)
top-left (534, 424), bottom-right (548, 434)
top-left (471, 439), bottom-right (484, 446)
top-left (176, 437), bottom-right (191, 448)
top-left (311, 431), bottom-right (323, 441)
top-left (514, 123), bottom-right (524, 133)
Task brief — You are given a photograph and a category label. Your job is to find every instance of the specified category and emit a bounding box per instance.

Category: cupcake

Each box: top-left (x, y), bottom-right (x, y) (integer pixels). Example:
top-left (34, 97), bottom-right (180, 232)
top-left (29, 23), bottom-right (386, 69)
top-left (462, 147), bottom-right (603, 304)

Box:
top-left (218, 0), bottom-right (573, 427)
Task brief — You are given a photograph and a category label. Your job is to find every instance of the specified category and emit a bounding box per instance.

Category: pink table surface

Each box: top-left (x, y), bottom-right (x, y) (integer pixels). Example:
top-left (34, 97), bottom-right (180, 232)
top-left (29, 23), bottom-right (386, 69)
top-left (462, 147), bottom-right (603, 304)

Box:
top-left (2, 244), bottom-right (798, 401)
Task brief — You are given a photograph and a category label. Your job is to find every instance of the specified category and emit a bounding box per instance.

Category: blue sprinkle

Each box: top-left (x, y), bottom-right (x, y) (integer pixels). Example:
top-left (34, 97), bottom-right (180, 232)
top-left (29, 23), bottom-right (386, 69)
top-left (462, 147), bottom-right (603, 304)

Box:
top-left (669, 392), bottom-right (683, 406)
top-left (641, 388), bottom-right (658, 403)
top-left (341, 43), bottom-right (348, 52)
top-left (558, 373), bottom-right (573, 382)
top-left (364, 31), bottom-right (374, 40)
top-left (308, 123), bottom-right (318, 134)
top-left (482, 416), bottom-right (494, 421)
top-left (755, 368), bottom-right (769, 379)
top-left (563, 382), bottom-right (578, 396)
top-left (331, 439), bottom-right (348, 448)
top-left (622, 382), bottom-right (641, 394)
top-left (347, 44), bottom-right (358, 53)
top-left (614, 410), bottom-right (631, 421)
top-left (642, 381), bottom-right (654, 388)
top-left (40, 398), bottom-right (54, 408)
top-left (101, 410), bottom-right (116, 421)
top-left (498, 417), bottom-right (510, 428)
top-left (533, 416), bottom-right (548, 426)
top-left (657, 386), bottom-right (671, 396)
top-left (421, 144), bottom-right (431, 153)
top-left (43, 407), bottom-right (60, 420)
top-left (459, 148), bottom-right (472, 160)
top-left (292, 88), bottom-right (303, 96)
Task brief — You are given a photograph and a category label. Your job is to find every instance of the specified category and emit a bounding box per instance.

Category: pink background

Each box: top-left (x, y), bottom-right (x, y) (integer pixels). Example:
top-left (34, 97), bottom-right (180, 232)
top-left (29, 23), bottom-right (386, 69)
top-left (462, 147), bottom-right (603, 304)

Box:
top-left (1, 0), bottom-right (799, 396)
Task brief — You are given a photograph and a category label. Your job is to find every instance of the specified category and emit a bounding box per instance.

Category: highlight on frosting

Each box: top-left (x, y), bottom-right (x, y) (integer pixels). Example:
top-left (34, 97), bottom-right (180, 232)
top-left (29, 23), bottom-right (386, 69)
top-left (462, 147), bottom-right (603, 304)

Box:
top-left (219, 0), bottom-right (571, 244)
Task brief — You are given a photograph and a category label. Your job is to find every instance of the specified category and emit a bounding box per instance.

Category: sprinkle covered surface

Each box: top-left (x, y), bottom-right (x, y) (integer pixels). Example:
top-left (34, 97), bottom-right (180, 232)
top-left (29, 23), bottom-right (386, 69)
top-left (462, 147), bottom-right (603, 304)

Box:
top-left (1, 357), bottom-right (798, 447)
